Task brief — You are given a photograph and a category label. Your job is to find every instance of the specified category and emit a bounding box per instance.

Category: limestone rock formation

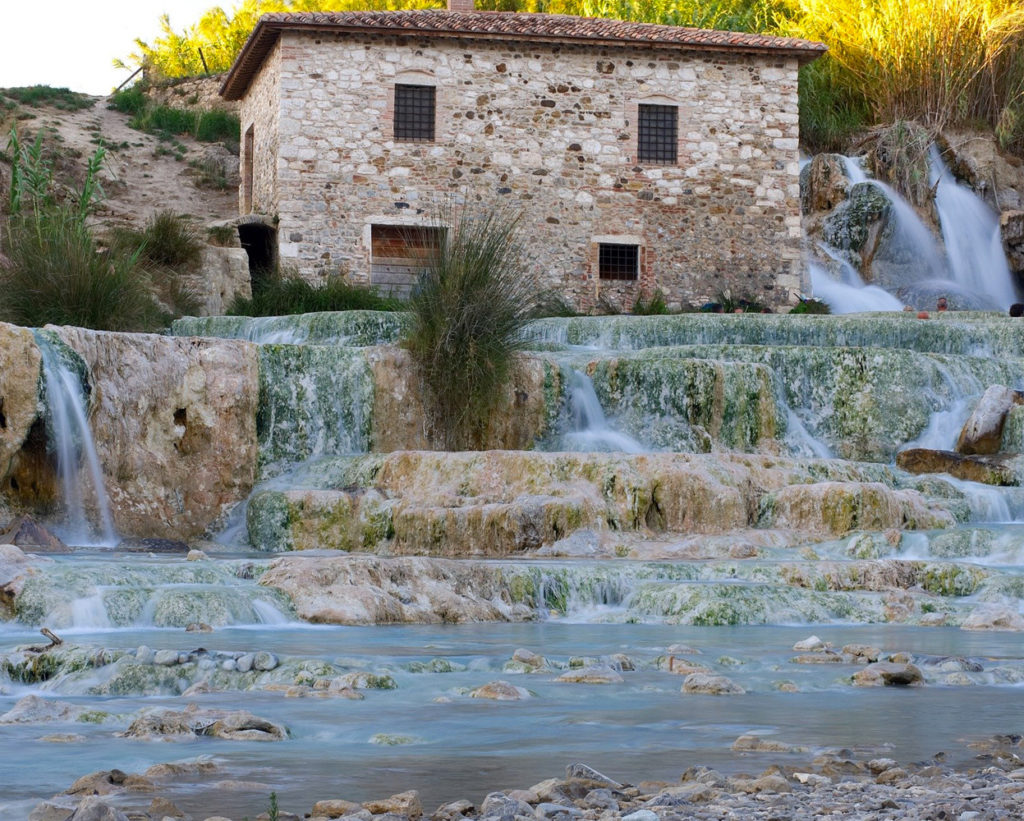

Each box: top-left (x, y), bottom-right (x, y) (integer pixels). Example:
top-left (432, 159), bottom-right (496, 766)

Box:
top-left (258, 555), bottom-right (535, 624)
top-left (51, 327), bottom-right (259, 539)
top-left (800, 153), bottom-right (853, 213)
top-left (366, 347), bottom-right (559, 452)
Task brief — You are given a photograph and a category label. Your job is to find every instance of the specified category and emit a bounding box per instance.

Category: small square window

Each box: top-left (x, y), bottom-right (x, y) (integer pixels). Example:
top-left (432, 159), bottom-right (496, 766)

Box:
top-left (598, 243), bottom-right (639, 281)
top-left (394, 84), bottom-right (436, 142)
top-left (638, 103), bottom-right (677, 164)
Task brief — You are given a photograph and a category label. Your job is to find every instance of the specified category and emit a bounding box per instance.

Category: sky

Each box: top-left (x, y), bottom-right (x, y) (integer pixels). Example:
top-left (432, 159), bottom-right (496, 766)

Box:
top-left (0, 0), bottom-right (223, 95)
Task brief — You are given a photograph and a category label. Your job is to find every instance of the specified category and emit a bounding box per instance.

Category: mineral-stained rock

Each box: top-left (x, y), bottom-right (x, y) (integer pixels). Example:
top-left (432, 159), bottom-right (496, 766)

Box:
top-left (313, 799), bottom-right (364, 818)
top-left (1003, 210), bottom-right (1024, 276)
top-left (51, 326), bottom-right (259, 540)
top-left (957, 385), bottom-right (1024, 455)
top-left (801, 154), bottom-right (853, 213)
top-left (367, 347), bottom-right (559, 451)
top-left (896, 448), bottom-right (1019, 486)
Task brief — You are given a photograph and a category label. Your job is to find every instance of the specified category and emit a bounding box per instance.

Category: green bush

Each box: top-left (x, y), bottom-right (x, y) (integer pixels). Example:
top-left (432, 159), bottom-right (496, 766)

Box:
top-left (633, 289), bottom-right (671, 315)
top-left (130, 103), bottom-right (240, 145)
top-left (790, 297), bottom-right (831, 314)
top-left (402, 205), bottom-right (542, 450)
top-left (1, 85), bottom-right (94, 112)
top-left (228, 272), bottom-right (402, 316)
top-left (107, 85), bottom-right (148, 115)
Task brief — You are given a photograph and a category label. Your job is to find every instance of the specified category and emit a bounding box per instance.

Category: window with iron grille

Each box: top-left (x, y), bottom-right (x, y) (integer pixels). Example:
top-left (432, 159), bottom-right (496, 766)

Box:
top-left (394, 84), bottom-right (436, 142)
top-left (598, 243), bottom-right (639, 281)
top-left (637, 103), bottom-right (677, 164)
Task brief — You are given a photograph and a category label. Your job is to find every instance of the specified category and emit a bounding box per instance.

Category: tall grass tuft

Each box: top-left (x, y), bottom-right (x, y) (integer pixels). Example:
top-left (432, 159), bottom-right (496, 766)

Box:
top-left (1, 127), bottom-right (159, 331)
top-left (402, 205), bottom-right (542, 450)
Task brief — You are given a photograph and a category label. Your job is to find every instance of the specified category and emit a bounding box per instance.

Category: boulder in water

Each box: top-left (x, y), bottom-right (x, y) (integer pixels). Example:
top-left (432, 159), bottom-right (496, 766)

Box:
top-left (851, 662), bottom-right (924, 686)
top-left (120, 705), bottom-right (287, 741)
top-left (681, 673), bottom-right (745, 695)
top-left (556, 665), bottom-right (624, 684)
top-left (470, 680), bottom-right (531, 700)
top-left (957, 385), bottom-right (1024, 455)
top-left (0, 694), bottom-right (83, 724)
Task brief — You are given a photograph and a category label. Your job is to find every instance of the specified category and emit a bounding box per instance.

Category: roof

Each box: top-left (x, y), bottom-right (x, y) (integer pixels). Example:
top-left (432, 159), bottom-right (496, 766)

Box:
top-left (221, 10), bottom-right (826, 100)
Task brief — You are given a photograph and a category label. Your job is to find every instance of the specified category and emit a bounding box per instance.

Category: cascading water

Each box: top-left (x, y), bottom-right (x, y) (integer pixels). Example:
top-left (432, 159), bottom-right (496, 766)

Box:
top-left (32, 333), bottom-right (116, 547)
top-left (558, 370), bottom-right (646, 453)
top-left (812, 152), bottom-right (1018, 311)
top-left (929, 145), bottom-right (1017, 310)
top-left (809, 262), bottom-right (904, 314)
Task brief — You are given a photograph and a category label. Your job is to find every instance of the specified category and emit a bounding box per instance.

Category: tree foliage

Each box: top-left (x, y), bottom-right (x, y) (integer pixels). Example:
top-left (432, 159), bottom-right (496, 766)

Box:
top-left (122, 0), bottom-right (1024, 154)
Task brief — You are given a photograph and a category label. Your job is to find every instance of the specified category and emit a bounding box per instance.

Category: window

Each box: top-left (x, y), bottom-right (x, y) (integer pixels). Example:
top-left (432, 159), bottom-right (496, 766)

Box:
top-left (598, 243), bottom-right (639, 281)
top-left (394, 84), bottom-right (436, 142)
top-left (637, 103), bottom-right (677, 164)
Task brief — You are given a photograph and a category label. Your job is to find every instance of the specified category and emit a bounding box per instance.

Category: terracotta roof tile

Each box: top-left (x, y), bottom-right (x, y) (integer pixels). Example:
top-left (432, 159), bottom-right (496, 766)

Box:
top-left (222, 10), bottom-right (825, 100)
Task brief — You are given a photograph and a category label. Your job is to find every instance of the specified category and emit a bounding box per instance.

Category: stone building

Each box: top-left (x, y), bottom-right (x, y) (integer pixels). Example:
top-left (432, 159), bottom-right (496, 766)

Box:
top-left (221, 3), bottom-right (824, 310)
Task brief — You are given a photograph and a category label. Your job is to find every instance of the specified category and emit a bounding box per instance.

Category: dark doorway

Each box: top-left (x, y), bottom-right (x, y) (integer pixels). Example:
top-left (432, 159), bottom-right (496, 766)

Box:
top-left (238, 221), bottom-right (278, 291)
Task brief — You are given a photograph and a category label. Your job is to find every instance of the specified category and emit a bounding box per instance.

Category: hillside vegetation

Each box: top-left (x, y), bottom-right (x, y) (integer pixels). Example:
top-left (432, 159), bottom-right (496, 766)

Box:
top-left (123, 0), bottom-right (1024, 156)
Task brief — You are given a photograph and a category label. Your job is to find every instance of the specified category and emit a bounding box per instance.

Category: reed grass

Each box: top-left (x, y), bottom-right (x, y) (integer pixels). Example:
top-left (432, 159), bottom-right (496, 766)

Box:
top-left (789, 0), bottom-right (1024, 152)
top-left (402, 205), bottom-right (541, 450)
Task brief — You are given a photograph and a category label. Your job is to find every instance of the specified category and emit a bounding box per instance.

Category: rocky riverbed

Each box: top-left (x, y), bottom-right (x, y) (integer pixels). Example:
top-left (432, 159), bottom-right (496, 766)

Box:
top-left (22, 745), bottom-right (1024, 820)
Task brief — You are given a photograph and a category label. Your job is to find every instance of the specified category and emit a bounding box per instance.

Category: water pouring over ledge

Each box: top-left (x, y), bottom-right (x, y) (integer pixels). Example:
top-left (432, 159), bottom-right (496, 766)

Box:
top-left (32, 332), bottom-right (117, 547)
top-left (812, 152), bottom-right (1019, 312)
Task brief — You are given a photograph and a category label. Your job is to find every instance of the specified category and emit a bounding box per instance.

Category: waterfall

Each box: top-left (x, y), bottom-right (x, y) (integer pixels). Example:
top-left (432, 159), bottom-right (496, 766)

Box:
top-left (560, 370), bottom-right (646, 453)
top-left (812, 152), bottom-right (1018, 311)
top-left (809, 262), bottom-right (904, 314)
top-left (33, 333), bottom-right (117, 547)
top-left (929, 145), bottom-right (1017, 310)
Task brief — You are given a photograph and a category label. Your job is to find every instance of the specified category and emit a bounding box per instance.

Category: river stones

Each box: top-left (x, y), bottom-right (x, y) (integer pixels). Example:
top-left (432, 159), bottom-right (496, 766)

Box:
top-left (363, 790), bottom-right (422, 819)
top-left (312, 798), bottom-right (364, 818)
top-left (470, 680), bottom-right (530, 700)
top-left (681, 673), bottom-right (744, 695)
top-left (792, 635), bottom-right (827, 651)
top-left (67, 797), bottom-right (133, 821)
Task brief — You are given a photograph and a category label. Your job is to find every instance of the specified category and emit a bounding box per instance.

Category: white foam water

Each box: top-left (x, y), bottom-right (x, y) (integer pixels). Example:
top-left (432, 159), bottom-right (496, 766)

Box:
top-left (560, 370), bottom-right (647, 453)
top-left (33, 333), bottom-right (117, 547)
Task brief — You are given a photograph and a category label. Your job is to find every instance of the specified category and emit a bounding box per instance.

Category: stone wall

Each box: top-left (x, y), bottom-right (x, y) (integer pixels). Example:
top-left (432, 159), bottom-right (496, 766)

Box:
top-left (240, 31), bottom-right (803, 310)
top-left (239, 42), bottom-right (282, 217)
top-left (146, 74), bottom-right (240, 114)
